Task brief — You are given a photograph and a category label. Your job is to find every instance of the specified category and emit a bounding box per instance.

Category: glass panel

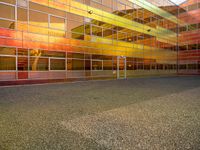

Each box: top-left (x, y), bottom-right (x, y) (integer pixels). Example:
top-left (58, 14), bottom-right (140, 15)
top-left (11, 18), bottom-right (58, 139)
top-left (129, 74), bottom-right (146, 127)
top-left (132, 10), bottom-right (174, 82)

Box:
top-left (30, 49), bottom-right (65, 58)
top-left (49, 28), bottom-right (65, 37)
top-left (85, 59), bottom-right (91, 70)
top-left (137, 63), bottom-right (144, 70)
top-left (0, 4), bottom-right (15, 20)
top-left (50, 16), bottom-right (65, 30)
top-left (18, 57), bottom-right (28, 70)
top-left (92, 54), bottom-right (102, 59)
top-left (0, 47), bottom-right (16, 55)
top-left (29, 2), bottom-right (49, 14)
top-left (30, 57), bottom-right (48, 71)
top-left (126, 61), bottom-right (133, 70)
top-left (188, 3), bottom-right (197, 11)
top-left (50, 59), bottom-right (65, 70)
top-left (68, 20), bottom-right (84, 33)
top-left (49, 8), bottom-right (66, 17)
top-left (29, 10), bottom-right (48, 27)
top-left (67, 52), bottom-right (84, 59)
top-left (67, 59), bottom-right (84, 70)
top-left (103, 60), bottom-right (112, 70)
top-left (0, 56), bottom-right (16, 70)
top-left (67, 13), bottom-right (84, 22)
top-left (92, 25), bottom-right (102, 37)
top-left (17, 8), bottom-right (27, 22)
top-left (18, 48), bottom-right (28, 56)
top-left (0, 19), bottom-right (15, 29)
top-left (92, 60), bottom-right (102, 70)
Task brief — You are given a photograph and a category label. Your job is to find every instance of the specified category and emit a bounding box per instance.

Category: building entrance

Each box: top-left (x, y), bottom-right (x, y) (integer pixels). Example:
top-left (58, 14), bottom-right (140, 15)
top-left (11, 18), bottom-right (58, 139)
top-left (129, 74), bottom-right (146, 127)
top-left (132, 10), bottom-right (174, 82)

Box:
top-left (117, 56), bottom-right (126, 79)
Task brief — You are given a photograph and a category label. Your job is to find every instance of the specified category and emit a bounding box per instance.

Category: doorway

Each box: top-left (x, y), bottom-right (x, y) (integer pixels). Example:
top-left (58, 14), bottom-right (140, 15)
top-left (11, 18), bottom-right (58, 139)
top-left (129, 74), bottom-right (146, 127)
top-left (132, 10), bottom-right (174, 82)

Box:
top-left (117, 56), bottom-right (126, 79)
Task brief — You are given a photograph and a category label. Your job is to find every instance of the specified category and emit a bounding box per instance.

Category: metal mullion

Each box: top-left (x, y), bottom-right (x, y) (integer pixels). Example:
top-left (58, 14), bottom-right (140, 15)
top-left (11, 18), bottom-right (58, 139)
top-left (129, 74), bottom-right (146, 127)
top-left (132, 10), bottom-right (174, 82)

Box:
top-left (0, 17), bottom-right (15, 22)
top-left (16, 48), bottom-right (18, 80)
top-left (28, 49), bottom-right (30, 79)
top-left (0, 1), bottom-right (15, 6)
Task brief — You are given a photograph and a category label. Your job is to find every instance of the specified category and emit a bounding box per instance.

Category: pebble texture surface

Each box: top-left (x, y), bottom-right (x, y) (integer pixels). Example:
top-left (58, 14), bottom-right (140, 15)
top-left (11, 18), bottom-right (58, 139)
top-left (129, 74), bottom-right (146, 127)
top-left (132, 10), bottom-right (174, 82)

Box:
top-left (0, 76), bottom-right (200, 149)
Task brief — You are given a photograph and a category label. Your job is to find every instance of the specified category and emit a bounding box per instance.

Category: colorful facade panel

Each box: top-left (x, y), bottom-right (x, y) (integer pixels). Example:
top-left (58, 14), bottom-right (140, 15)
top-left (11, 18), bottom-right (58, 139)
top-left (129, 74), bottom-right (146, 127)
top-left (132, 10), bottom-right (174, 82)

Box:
top-left (1, 0), bottom-right (192, 84)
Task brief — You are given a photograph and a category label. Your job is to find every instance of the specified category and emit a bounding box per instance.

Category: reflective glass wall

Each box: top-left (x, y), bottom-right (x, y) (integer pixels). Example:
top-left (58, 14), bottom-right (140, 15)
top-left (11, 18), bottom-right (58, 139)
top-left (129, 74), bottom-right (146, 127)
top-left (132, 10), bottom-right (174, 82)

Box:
top-left (0, 0), bottom-right (179, 82)
top-left (178, 0), bottom-right (200, 74)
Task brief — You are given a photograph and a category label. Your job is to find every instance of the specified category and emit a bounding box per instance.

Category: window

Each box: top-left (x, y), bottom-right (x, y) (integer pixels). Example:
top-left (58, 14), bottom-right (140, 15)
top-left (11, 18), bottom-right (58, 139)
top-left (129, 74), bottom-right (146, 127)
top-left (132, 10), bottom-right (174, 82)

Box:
top-left (67, 19), bottom-right (84, 39)
top-left (0, 56), bottom-right (16, 70)
top-left (29, 10), bottom-right (48, 27)
top-left (67, 59), bottom-right (84, 70)
top-left (18, 48), bottom-right (28, 56)
top-left (30, 49), bottom-right (65, 58)
top-left (144, 64), bottom-right (150, 70)
top-left (179, 26), bottom-right (187, 32)
top-left (68, 13), bottom-right (84, 24)
top-left (188, 64), bottom-right (197, 69)
top-left (0, 47), bottom-right (16, 55)
top-left (0, 4), bottom-right (15, 20)
top-left (17, 8), bottom-right (27, 22)
top-left (179, 64), bottom-right (186, 69)
top-left (188, 44), bottom-right (197, 50)
top-left (50, 59), bottom-right (65, 70)
top-left (92, 60), bottom-right (102, 70)
top-left (85, 59), bottom-right (91, 70)
top-left (126, 61), bottom-right (133, 70)
top-left (30, 57), bottom-right (48, 71)
top-left (188, 3), bottom-right (197, 11)
top-left (188, 24), bottom-right (197, 31)
top-left (92, 25), bottom-right (102, 37)
top-left (29, 2), bottom-right (49, 14)
top-left (0, 19), bottom-right (15, 29)
top-left (118, 31), bottom-right (127, 41)
top-left (197, 43), bottom-right (200, 49)
top-left (103, 60), bottom-right (112, 70)
top-left (67, 52), bottom-right (84, 59)
top-left (103, 28), bottom-right (115, 39)
top-left (18, 57), bottom-right (28, 70)
top-left (67, 20), bottom-right (84, 33)
top-left (50, 16), bottom-right (65, 30)
top-left (137, 63), bottom-right (144, 70)
top-left (179, 45), bottom-right (187, 51)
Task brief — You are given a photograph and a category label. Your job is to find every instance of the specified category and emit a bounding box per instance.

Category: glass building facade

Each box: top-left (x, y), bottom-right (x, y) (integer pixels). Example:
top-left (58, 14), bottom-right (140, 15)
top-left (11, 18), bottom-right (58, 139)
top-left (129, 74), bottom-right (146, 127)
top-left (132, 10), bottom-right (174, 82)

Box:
top-left (0, 0), bottom-right (198, 84)
top-left (178, 0), bottom-right (200, 74)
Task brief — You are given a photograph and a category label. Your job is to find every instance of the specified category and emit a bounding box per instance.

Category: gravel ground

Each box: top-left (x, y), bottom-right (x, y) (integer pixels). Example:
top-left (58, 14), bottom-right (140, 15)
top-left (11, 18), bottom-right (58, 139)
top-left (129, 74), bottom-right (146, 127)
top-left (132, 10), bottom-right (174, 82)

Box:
top-left (0, 76), bottom-right (200, 150)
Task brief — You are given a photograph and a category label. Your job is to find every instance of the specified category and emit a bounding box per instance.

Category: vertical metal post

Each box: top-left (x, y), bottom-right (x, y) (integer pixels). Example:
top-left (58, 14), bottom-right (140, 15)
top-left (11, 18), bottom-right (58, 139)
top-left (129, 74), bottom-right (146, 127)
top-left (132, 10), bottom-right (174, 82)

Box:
top-left (124, 57), bottom-right (127, 79)
top-left (117, 56), bottom-right (119, 79)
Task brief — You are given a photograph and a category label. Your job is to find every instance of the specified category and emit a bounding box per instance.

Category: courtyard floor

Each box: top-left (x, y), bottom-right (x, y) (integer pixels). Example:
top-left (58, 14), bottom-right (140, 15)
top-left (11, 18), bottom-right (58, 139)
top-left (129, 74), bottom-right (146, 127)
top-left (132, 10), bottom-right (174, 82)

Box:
top-left (0, 76), bottom-right (200, 149)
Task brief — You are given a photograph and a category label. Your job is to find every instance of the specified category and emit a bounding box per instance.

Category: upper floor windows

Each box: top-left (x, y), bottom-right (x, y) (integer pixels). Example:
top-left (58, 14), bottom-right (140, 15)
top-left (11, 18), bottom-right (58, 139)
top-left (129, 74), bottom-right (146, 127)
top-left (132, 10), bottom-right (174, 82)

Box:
top-left (0, 3), bottom-right (15, 20)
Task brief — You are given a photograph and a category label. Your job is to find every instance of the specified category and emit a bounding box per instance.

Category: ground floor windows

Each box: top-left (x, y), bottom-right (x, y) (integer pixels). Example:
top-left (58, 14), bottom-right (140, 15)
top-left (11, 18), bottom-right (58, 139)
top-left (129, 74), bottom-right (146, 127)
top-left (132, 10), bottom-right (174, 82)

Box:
top-left (0, 56), bottom-right (16, 70)
top-left (103, 60), bottom-right (113, 70)
top-left (30, 57), bottom-right (49, 71)
top-left (50, 58), bottom-right (65, 70)
top-left (92, 60), bottom-right (103, 70)
top-left (0, 47), bottom-right (16, 55)
top-left (0, 46), bottom-right (187, 81)
top-left (67, 59), bottom-right (84, 70)
top-left (18, 57), bottom-right (28, 71)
